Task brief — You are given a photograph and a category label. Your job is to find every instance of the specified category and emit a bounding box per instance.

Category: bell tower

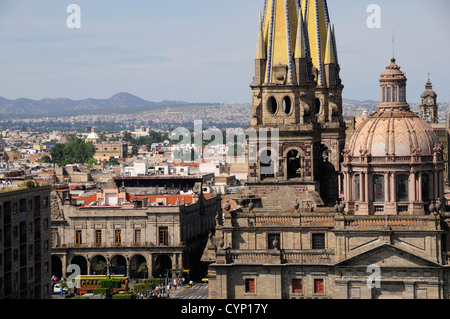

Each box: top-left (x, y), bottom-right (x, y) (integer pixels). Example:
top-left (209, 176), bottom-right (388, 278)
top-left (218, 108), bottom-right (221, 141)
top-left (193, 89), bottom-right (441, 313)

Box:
top-left (420, 76), bottom-right (439, 123)
top-left (247, 0), bottom-right (343, 206)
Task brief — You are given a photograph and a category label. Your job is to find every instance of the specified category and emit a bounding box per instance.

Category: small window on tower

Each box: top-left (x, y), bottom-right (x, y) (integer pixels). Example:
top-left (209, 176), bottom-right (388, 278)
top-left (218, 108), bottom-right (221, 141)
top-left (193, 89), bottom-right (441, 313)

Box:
top-left (267, 96), bottom-right (278, 115)
top-left (282, 96), bottom-right (292, 114)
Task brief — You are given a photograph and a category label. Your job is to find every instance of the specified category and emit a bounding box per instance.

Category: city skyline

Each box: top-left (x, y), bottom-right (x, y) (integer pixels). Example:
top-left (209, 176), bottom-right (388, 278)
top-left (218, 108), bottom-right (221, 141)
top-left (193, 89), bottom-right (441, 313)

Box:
top-left (0, 0), bottom-right (449, 105)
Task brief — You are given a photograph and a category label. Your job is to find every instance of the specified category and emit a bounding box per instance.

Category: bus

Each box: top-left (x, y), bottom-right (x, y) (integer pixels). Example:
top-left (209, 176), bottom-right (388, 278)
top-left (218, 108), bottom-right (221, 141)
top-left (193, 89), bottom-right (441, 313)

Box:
top-left (74, 275), bottom-right (129, 294)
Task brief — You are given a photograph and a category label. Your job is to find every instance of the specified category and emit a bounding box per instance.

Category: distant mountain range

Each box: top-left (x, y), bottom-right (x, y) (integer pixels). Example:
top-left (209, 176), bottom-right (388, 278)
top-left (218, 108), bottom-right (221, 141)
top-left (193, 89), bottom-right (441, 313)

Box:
top-left (0, 92), bottom-right (423, 120)
top-left (0, 92), bottom-right (216, 120)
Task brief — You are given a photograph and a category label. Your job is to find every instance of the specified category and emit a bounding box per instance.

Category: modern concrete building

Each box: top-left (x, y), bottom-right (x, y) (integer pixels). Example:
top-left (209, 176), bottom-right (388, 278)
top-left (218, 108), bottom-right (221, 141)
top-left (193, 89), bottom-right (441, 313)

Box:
top-left (0, 185), bottom-right (52, 299)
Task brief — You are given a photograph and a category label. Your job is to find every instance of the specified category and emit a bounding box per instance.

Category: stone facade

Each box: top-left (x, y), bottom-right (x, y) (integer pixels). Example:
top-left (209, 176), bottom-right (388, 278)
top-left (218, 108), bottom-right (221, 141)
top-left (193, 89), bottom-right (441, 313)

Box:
top-left (201, 0), bottom-right (450, 300)
top-left (51, 185), bottom-right (221, 281)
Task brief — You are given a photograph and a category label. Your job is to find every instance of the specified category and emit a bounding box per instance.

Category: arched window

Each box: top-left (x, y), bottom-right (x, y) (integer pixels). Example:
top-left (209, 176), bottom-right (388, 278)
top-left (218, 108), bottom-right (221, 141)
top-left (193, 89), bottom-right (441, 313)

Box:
top-left (315, 98), bottom-right (321, 114)
top-left (396, 174), bottom-right (409, 202)
top-left (260, 149), bottom-right (275, 180)
top-left (286, 150), bottom-right (301, 179)
top-left (373, 175), bottom-right (385, 202)
top-left (267, 97), bottom-right (278, 115)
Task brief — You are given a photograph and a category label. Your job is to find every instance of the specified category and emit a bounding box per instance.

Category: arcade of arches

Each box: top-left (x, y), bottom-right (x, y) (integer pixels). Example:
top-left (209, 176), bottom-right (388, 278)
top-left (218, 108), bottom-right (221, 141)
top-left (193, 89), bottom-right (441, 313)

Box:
top-left (51, 252), bottom-right (188, 280)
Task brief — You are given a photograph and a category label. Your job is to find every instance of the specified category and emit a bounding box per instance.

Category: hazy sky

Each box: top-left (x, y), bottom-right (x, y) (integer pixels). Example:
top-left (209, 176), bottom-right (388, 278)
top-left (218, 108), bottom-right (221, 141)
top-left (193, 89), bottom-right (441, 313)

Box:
top-left (0, 0), bottom-right (449, 104)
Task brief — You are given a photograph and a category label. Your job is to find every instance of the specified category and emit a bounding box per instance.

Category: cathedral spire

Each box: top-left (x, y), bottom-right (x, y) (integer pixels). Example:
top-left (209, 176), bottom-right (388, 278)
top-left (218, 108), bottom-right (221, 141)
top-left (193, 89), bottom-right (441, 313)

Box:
top-left (294, 8), bottom-right (307, 59)
top-left (256, 11), bottom-right (266, 60)
top-left (300, 0), bottom-right (340, 87)
top-left (261, 0), bottom-right (300, 84)
top-left (324, 24), bottom-right (335, 65)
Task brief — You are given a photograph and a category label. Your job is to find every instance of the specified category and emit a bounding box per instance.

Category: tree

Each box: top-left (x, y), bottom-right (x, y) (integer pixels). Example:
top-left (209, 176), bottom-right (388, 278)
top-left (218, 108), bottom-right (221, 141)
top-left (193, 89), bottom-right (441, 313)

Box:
top-left (39, 155), bottom-right (52, 163)
top-left (94, 260), bottom-right (107, 274)
top-left (137, 262), bottom-right (148, 278)
top-left (50, 138), bottom-right (96, 165)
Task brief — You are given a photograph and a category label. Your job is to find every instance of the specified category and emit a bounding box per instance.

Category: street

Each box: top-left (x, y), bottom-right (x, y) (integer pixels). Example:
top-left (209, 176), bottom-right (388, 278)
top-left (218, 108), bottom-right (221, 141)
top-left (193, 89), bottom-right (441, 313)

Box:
top-left (169, 282), bottom-right (209, 300)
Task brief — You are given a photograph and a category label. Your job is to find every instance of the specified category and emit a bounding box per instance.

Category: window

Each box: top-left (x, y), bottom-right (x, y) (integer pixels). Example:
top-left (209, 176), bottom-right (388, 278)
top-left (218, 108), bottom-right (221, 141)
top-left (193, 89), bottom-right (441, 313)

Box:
top-left (355, 174), bottom-right (360, 201)
top-left (96, 230), bottom-right (102, 246)
top-left (314, 279), bottom-right (324, 294)
top-left (282, 96), bottom-right (292, 114)
top-left (397, 205), bottom-right (408, 213)
top-left (267, 96), bottom-right (278, 115)
top-left (422, 174), bottom-right (430, 202)
top-left (115, 230), bottom-right (122, 245)
top-left (374, 206), bottom-right (385, 212)
top-left (75, 230), bottom-right (82, 245)
top-left (260, 149), bottom-right (275, 180)
top-left (396, 174), bottom-right (409, 202)
top-left (287, 150), bottom-right (302, 179)
top-left (292, 279), bottom-right (303, 294)
top-left (245, 278), bottom-right (255, 293)
top-left (373, 175), bottom-right (385, 202)
top-left (51, 229), bottom-right (58, 248)
top-left (268, 233), bottom-right (280, 250)
top-left (159, 227), bottom-right (168, 246)
top-left (312, 233), bottom-right (325, 250)
top-left (393, 85), bottom-right (398, 102)
top-left (386, 86), bottom-right (392, 102)
top-left (135, 229), bottom-right (142, 245)
top-left (399, 86), bottom-right (406, 102)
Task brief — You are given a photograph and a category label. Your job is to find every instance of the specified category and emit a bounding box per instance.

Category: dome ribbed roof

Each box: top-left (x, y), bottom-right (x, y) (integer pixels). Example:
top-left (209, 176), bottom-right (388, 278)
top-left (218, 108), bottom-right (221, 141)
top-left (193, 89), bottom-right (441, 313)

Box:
top-left (348, 110), bottom-right (439, 157)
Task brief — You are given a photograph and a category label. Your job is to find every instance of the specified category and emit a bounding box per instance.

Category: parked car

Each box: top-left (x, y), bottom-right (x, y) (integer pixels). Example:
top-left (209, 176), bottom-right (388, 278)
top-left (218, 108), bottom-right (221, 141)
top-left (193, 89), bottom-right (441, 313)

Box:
top-left (53, 284), bottom-right (68, 294)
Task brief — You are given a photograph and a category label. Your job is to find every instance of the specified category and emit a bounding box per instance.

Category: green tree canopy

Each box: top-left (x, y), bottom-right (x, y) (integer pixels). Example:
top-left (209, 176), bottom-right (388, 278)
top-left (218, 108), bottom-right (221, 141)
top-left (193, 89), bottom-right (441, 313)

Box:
top-left (50, 137), bottom-right (95, 165)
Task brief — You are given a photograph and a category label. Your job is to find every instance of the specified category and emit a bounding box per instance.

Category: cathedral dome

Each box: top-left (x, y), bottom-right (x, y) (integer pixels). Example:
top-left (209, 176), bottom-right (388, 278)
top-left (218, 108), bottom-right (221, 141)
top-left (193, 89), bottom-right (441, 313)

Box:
top-left (86, 127), bottom-right (101, 143)
top-left (348, 111), bottom-right (439, 157)
top-left (346, 58), bottom-right (440, 158)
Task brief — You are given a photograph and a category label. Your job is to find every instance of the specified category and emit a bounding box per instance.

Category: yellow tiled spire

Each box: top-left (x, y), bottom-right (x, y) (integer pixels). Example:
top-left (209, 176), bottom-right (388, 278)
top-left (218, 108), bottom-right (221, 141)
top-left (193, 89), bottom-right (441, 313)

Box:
top-left (255, 10), bottom-right (266, 60)
top-left (324, 23), bottom-right (335, 64)
top-left (300, 0), bottom-right (338, 85)
top-left (262, 0), bottom-right (299, 83)
top-left (294, 8), bottom-right (307, 59)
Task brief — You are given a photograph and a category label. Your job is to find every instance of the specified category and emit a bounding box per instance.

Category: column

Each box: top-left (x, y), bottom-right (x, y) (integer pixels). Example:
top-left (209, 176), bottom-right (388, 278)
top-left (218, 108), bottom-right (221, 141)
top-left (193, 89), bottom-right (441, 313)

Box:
top-left (385, 172), bottom-right (390, 202)
top-left (410, 172), bottom-right (416, 202)
top-left (126, 259), bottom-right (131, 278)
top-left (418, 173), bottom-right (423, 202)
top-left (147, 254), bottom-right (153, 278)
top-left (365, 172), bottom-right (370, 203)
top-left (360, 173), bottom-right (365, 202)
top-left (390, 173), bottom-right (396, 203)
top-left (343, 172), bottom-right (349, 201)
top-left (62, 254), bottom-right (68, 279)
top-left (434, 171), bottom-right (439, 200)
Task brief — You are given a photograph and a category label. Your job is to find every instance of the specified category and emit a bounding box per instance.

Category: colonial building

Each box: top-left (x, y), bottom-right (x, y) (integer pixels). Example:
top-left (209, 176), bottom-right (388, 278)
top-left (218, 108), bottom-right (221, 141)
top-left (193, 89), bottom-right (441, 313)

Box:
top-left (0, 185), bottom-right (52, 299)
top-left (51, 180), bottom-right (221, 281)
top-left (202, 0), bottom-right (450, 299)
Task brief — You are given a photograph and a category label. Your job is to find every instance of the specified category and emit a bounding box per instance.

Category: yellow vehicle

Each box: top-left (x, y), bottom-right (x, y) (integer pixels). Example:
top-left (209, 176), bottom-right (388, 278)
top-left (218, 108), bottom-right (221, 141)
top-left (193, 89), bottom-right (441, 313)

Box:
top-left (74, 275), bottom-right (129, 294)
